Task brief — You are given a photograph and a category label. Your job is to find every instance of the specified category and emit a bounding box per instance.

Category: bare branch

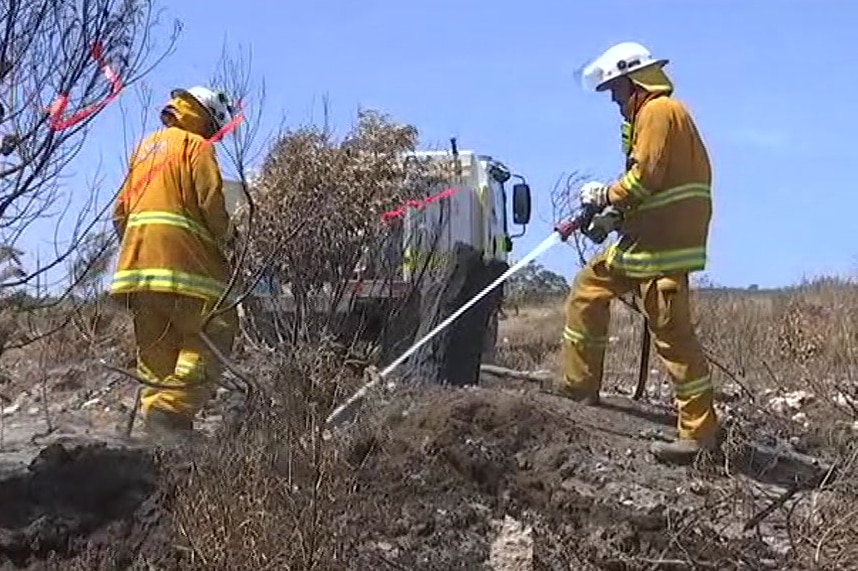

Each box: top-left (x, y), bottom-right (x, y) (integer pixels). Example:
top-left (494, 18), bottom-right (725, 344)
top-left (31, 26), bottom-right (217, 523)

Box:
top-left (0, 0), bottom-right (179, 289)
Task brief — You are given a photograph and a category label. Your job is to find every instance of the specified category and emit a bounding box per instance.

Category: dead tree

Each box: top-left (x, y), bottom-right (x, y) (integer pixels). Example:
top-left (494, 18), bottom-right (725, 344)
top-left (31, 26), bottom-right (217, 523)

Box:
top-left (0, 0), bottom-right (179, 290)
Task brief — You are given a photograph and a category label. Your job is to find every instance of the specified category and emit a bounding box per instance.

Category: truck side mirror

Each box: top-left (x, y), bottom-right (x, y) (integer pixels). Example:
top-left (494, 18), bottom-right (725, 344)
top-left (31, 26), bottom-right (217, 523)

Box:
top-left (512, 183), bottom-right (531, 225)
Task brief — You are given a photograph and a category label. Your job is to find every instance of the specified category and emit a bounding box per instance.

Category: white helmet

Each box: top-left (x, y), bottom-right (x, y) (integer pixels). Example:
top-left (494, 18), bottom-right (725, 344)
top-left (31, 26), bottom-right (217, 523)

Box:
top-left (171, 86), bottom-right (235, 131)
top-left (577, 42), bottom-right (668, 92)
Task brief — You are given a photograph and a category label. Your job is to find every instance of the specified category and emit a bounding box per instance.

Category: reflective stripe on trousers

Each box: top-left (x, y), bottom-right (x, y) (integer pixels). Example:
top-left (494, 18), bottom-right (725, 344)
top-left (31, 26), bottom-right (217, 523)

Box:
top-left (674, 374), bottom-right (713, 399)
top-left (174, 356), bottom-right (205, 380)
top-left (136, 360), bottom-right (161, 384)
top-left (562, 326), bottom-right (607, 347)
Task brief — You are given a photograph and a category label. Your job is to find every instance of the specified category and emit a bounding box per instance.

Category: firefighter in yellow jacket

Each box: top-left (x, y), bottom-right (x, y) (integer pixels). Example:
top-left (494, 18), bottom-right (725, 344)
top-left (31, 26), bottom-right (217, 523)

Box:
top-left (555, 42), bottom-right (718, 464)
top-left (110, 85), bottom-right (238, 443)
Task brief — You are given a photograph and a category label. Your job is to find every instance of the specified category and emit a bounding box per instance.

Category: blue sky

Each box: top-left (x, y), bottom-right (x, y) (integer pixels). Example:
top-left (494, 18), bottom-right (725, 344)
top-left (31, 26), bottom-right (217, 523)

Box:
top-left (21, 0), bottom-right (858, 289)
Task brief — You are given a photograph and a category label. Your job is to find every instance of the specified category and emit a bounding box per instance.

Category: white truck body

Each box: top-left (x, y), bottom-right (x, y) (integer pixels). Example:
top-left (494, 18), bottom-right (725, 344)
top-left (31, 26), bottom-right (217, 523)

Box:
top-left (222, 146), bottom-right (530, 317)
top-left (399, 149), bottom-right (513, 281)
top-left (223, 143), bottom-right (532, 360)
top-left (223, 148), bottom-right (523, 291)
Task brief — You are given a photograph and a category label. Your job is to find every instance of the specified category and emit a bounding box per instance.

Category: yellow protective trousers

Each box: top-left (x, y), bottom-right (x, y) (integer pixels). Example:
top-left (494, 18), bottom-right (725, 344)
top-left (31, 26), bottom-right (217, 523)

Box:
top-left (562, 252), bottom-right (717, 441)
top-left (125, 291), bottom-right (239, 421)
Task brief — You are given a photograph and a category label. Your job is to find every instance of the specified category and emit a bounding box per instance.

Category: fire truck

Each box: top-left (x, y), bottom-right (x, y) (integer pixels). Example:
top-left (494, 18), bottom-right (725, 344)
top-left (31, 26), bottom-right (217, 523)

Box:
top-left (224, 140), bottom-right (532, 363)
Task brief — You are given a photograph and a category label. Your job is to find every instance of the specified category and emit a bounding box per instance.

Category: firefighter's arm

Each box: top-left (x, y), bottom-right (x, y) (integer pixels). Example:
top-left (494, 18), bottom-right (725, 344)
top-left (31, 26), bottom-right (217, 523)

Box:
top-left (192, 143), bottom-right (233, 249)
top-left (607, 100), bottom-right (672, 210)
top-left (111, 146), bottom-right (141, 240)
top-left (111, 194), bottom-right (127, 240)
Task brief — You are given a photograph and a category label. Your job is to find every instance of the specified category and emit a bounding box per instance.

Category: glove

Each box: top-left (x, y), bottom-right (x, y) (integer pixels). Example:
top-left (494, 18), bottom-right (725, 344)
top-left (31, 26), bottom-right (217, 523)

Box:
top-left (579, 181), bottom-right (609, 209)
top-left (582, 206), bottom-right (622, 244)
top-left (553, 219), bottom-right (576, 242)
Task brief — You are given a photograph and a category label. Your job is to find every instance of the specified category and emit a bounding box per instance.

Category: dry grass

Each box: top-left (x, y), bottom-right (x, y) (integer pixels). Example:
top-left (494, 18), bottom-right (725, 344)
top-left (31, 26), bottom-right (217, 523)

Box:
top-left (496, 277), bottom-right (858, 570)
top-left (0, 298), bottom-right (132, 386)
top-left (162, 342), bottom-right (362, 570)
top-left (497, 279), bottom-right (857, 401)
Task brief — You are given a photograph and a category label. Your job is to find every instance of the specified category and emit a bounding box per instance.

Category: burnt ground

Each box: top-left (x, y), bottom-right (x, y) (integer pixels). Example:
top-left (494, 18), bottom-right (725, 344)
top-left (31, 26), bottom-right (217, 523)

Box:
top-left (0, 441), bottom-right (172, 571)
top-left (340, 384), bottom-right (795, 570)
top-left (0, 375), bottom-right (824, 570)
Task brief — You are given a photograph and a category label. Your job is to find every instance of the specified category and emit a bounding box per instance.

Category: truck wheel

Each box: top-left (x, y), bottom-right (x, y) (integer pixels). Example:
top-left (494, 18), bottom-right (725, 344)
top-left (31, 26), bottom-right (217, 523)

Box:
top-left (381, 293), bottom-right (421, 365)
top-left (480, 260), bottom-right (507, 365)
top-left (481, 307), bottom-right (499, 364)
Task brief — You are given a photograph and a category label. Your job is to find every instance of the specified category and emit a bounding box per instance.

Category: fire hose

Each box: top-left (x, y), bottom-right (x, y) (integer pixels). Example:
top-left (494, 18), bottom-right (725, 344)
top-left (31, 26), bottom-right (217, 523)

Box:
top-left (324, 201), bottom-right (645, 428)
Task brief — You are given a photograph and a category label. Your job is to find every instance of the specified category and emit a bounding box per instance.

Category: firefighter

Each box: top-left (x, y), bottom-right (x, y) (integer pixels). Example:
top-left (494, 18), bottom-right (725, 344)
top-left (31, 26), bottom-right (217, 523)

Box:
top-left (110, 86), bottom-right (239, 444)
top-left (555, 42), bottom-right (718, 464)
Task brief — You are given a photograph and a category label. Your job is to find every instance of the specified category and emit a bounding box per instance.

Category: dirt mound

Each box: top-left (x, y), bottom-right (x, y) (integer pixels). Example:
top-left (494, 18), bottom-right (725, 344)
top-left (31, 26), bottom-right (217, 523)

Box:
top-left (0, 442), bottom-right (172, 570)
top-left (0, 385), bottom-right (793, 570)
top-left (342, 386), bottom-right (782, 569)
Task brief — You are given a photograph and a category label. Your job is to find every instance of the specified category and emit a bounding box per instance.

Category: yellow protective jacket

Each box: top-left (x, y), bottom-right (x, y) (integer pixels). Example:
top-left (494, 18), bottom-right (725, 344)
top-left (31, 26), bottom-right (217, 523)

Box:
top-left (110, 97), bottom-right (233, 302)
top-left (606, 94), bottom-right (712, 279)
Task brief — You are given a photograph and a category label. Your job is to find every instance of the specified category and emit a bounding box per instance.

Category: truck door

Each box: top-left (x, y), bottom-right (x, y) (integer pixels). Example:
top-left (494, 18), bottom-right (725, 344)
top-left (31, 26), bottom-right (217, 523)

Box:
top-left (487, 177), bottom-right (510, 262)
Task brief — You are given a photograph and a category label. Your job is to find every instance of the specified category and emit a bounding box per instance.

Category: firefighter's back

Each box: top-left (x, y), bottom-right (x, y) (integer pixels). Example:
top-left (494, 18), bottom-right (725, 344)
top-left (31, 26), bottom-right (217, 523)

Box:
top-left (111, 126), bottom-right (229, 301)
top-left (620, 96), bottom-right (713, 277)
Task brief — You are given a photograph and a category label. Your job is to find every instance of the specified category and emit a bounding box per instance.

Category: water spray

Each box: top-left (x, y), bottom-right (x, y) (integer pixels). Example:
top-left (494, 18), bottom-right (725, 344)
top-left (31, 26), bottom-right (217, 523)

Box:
top-left (325, 230), bottom-right (564, 427)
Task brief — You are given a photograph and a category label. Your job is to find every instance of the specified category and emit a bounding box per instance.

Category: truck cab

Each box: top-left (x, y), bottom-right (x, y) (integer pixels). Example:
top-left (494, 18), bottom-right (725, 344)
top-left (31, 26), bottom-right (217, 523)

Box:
top-left (398, 149), bottom-right (525, 280)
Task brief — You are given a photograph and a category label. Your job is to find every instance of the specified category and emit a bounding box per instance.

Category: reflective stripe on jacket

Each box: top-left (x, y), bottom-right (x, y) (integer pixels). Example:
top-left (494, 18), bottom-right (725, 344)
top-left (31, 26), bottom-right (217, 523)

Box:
top-left (606, 94), bottom-right (712, 279)
top-left (111, 268), bottom-right (227, 300)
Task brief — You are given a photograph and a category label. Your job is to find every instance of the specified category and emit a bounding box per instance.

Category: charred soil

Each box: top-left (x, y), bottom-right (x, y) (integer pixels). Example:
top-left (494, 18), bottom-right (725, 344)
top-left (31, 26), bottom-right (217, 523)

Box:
top-left (0, 442), bottom-right (175, 570)
top-left (0, 384), bottom-right (796, 570)
top-left (341, 386), bottom-right (783, 570)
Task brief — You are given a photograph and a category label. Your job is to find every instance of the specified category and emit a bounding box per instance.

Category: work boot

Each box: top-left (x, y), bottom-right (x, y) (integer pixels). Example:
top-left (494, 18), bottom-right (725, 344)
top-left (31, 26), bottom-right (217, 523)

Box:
top-left (650, 434), bottom-right (719, 465)
top-left (143, 407), bottom-right (197, 447)
top-left (554, 383), bottom-right (601, 406)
